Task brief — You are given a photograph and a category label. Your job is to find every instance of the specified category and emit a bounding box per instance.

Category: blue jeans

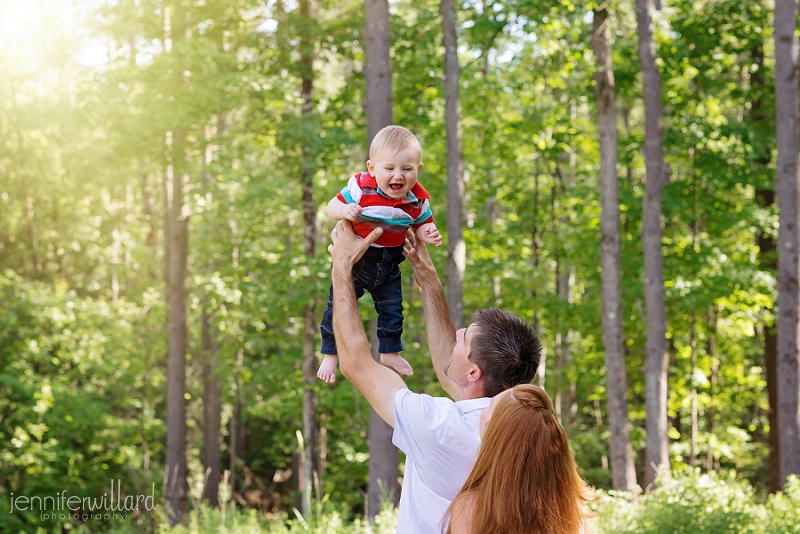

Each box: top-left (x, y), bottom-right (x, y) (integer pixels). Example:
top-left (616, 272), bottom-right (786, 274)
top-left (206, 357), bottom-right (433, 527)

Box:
top-left (320, 245), bottom-right (405, 355)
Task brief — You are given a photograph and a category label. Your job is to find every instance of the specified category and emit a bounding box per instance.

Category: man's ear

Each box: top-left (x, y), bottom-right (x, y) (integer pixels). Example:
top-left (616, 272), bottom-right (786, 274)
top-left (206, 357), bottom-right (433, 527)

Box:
top-left (467, 364), bottom-right (482, 384)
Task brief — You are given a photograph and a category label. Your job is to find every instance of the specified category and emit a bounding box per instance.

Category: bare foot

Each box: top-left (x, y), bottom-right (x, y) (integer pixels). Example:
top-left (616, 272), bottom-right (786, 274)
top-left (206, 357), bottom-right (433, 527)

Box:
top-left (380, 353), bottom-right (413, 376)
top-left (317, 354), bottom-right (338, 383)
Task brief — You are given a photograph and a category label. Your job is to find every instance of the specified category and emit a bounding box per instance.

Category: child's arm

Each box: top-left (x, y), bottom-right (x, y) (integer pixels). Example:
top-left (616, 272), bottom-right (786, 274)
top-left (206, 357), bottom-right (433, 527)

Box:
top-left (327, 197), bottom-right (362, 222)
top-left (415, 222), bottom-right (442, 247)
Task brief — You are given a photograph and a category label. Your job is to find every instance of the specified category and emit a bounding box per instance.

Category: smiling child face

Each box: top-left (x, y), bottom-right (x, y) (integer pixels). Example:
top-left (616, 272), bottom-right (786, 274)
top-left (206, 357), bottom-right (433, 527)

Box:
top-left (366, 146), bottom-right (423, 199)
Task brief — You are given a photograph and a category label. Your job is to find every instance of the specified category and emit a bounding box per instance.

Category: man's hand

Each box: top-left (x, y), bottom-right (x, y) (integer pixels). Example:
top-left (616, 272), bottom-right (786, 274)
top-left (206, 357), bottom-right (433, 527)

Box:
top-left (329, 220), bottom-right (383, 271)
top-left (404, 229), bottom-right (439, 290)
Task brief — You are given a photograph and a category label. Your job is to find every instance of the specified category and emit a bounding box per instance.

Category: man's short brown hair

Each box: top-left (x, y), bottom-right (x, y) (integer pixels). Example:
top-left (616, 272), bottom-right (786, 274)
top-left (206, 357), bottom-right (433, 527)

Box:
top-left (468, 308), bottom-right (542, 397)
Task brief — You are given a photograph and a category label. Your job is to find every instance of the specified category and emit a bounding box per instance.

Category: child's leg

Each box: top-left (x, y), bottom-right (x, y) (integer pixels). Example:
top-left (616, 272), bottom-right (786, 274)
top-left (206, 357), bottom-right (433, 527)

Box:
top-left (372, 266), bottom-right (413, 376)
top-left (318, 284), bottom-right (339, 383)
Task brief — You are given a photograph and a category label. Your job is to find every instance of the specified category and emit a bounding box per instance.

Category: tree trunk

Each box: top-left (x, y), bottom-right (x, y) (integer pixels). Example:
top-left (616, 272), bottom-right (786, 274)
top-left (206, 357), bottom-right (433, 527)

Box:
top-left (532, 165), bottom-right (545, 388)
top-left (705, 307), bottom-right (719, 473)
top-left (229, 351), bottom-right (242, 495)
top-left (554, 261), bottom-right (576, 431)
top-left (592, 5), bottom-right (637, 491)
top-left (554, 152), bottom-right (577, 431)
top-left (139, 338), bottom-right (154, 529)
top-left (689, 315), bottom-right (697, 468)
top-left (164, 129), bottom-right (189, 525)
top-left (441, 0), bottom-right (465, 328)
top-left (299, 0), bottom-right (320, 514)
top-left (364, 0), bottom-right (392, 141)
top-left (750, 28), bottom-right (782, 494)
top-left (367, 320), bottom-right (399, 517)
top-left (635, 0), bottom-right (669, 487)
top-left (200, 117), bottom-right (223, 508)
top-left (228, 347), bottom-right (249, 503)
top-left (593, 398), bottom-right (610, 471)
top-left (363, 0), bottom-right (400, 520)
top-left (774, 0), bottom-right (800, 487)
top-left (301, 305), bottom-right (319, 516)
top-left (202, 306), bottom-right (221, 507)
top-left (765, 326), bottom-right (781, 491)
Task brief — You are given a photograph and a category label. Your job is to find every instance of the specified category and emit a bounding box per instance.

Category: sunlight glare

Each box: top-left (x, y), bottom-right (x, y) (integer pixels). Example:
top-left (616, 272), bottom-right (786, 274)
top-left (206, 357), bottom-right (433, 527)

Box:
top-left (0, 0), bottom-right (104, 77)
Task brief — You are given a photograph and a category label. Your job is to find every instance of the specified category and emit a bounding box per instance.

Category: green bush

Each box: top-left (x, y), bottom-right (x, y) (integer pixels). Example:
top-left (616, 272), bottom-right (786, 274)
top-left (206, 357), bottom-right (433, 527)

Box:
top-left (43, 471), bottom-right (800, 533)
top-left (590, 471), bottom-right (799, 534)
top-left (148, 504), bottom-right (397, 534)
top-left (762, 476), bottom-right (800, 534)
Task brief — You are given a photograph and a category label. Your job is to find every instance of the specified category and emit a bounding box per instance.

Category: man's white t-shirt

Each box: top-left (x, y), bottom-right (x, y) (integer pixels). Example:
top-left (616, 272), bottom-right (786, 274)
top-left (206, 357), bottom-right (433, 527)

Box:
top-left (392, 388), bottom-right (490, 534)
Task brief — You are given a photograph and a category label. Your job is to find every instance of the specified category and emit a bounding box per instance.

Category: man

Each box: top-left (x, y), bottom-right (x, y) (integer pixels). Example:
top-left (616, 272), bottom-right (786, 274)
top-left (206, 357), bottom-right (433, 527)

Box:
top-left (329, 221), bottom-right (541, 533)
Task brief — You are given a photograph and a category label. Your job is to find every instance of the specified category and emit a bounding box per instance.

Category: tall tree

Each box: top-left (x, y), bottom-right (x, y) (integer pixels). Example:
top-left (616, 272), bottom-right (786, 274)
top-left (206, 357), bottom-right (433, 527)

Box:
top-left (774, 0), bottom-right (800, 487)
top-left (592, 4), bottom-right (637, 491)
top-left (635, 0), bottom-right (670, 486)
top-left (201, 304), bottom-right (221, 507)
top-left (441, 0), bottom-right (465, 328)
top-left (164, 131), bottom-right (189, 524)
top-left (201, 123), bottom-right (222, 507)
top-left (299, 0), bottom-right (321, 516)
top-left (750, 35), bottom-right (781, 492)
top-left (163, 4), bottom-right (189, 524)
top-left (367, 320), bottom-right (399, 517)
top-left (363, 0), bottom-right (400, 519)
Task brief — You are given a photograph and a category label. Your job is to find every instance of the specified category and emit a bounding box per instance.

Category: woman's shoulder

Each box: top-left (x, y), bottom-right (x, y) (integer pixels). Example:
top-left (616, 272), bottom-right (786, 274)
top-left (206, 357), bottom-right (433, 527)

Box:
top-left (449, 492), bottom-right (478, 534)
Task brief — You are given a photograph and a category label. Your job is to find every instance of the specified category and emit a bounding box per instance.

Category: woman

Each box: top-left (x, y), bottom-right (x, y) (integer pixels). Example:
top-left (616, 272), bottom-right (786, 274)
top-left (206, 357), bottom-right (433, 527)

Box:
top-left (444, 384), bottom-right (595, 534)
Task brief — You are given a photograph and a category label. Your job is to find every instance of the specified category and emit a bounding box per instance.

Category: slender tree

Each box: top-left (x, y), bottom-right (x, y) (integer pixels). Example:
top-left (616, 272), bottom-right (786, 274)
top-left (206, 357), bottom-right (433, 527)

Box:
top-left (592, 4), bottom-right (637, 491)
top-left (299, 0), bottom-right (321, 515)
top-left (363, 0), bottom-right (400, 519)
top-left (688, 315), bottom-right (697, 467)
top-left (552, 161), bottom-right (576, 430)
top-left (774, 0), bottom-right (800, 487)
top-left (364, 0), bottom-right (392, 138)
top-left (441, 0), bottom-right (465, 328)
top-left (635, 0), bottom-right (669, 487)
top-left (201, 304), bottom-right (221, 507)
top-left (750, 36), bottom-right (781, 492)
top-left (201, 122), bottom-right (223, 507)
top-left (164, 130), bottom-right (189, 525)
top-left (367, 321), bottom-right (399, 516)
top-left (705, 307), bottom-right (720, 472)
top-left (163, 3), bottom-right (189, 524)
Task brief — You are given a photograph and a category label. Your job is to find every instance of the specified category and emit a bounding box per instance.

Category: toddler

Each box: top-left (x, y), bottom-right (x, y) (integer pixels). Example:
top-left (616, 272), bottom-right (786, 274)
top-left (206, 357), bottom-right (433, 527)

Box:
top-left (317, 125), bottom-right (442, 383)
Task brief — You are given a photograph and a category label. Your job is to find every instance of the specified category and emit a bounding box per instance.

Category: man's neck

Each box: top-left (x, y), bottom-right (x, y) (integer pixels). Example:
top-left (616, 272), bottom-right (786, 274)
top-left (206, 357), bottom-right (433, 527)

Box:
top-left (458, 383), bottom-right (486, 401)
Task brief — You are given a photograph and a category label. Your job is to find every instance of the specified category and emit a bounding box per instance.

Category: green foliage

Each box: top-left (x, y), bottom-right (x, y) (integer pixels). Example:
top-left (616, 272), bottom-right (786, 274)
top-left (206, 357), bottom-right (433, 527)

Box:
top-left (592, 473), bottom-right (800, 534)
top-left (0, 271), bottom-right (164, 533)
top-left (0, 0), bottom-right (794, 526)
top-left (153, 504), bottom-right (399, 534)
top-left (79, 474), bottom-right (800, 533)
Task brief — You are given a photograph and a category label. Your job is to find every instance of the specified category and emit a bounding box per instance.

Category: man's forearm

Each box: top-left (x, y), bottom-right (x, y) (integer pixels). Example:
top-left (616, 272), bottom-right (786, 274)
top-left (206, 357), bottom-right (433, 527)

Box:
top-left (419, 275), bottom-right (460, 399)
top-left (331, 265), bottom-right (362, 346)
top-left (332, 261), bottom-right (404, 425)
top-left (404, 234), bottom-right (460, 399)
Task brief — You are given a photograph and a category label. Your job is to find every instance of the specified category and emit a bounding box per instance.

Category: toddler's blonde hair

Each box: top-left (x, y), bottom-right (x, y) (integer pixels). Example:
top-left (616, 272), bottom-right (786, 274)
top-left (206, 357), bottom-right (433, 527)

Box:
top-left (369, 125), bottom-right (422, 162)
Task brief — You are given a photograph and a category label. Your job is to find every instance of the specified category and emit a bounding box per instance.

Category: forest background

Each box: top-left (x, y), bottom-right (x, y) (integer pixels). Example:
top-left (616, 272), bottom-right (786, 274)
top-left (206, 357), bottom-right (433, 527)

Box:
top-left (2, 0), bottom-right (800, 532)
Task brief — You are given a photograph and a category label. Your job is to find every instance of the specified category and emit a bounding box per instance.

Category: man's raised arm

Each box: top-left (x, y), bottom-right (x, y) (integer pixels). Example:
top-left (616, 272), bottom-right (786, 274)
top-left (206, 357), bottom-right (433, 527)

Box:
top-left (330, 221), bottom-right (407, 427)
top-left (404, 232), bottom-right (460, 400)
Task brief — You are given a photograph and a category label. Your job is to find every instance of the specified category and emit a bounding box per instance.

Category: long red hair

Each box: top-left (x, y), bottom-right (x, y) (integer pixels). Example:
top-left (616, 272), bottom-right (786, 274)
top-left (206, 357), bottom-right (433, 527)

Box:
top-left (445, 384), bottom-right (595, 534)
